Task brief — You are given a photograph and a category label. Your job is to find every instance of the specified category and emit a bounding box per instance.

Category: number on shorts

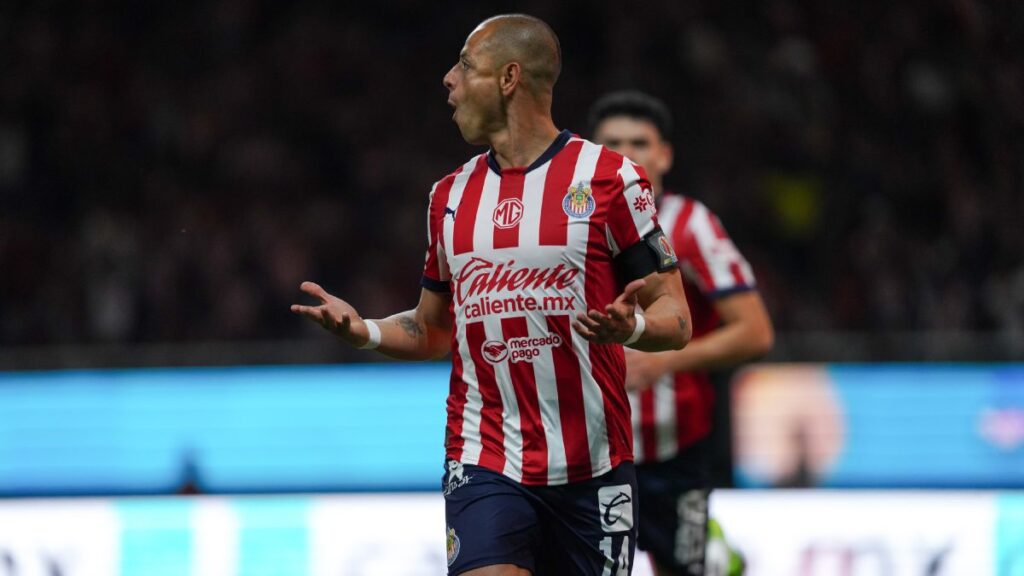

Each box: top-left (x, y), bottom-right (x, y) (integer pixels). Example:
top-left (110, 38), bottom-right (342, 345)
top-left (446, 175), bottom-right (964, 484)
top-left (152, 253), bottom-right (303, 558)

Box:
top-left (600, 535), bottom-right (630, 576)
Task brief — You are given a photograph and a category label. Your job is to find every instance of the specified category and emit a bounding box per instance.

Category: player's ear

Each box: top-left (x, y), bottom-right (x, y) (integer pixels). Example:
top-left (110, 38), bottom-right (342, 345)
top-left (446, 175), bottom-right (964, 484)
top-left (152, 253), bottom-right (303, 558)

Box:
top-left (499, 62), bottom-right (521, 96)
top-left (658, 141), bottom-right (674, 175)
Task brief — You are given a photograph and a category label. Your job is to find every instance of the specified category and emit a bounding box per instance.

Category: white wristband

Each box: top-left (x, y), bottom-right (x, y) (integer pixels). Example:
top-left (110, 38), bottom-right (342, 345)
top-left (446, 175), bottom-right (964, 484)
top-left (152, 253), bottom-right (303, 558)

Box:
top-left (622, 313), bottom-right (646, 346)
top-left (359, 319), bottom-right (382, 350)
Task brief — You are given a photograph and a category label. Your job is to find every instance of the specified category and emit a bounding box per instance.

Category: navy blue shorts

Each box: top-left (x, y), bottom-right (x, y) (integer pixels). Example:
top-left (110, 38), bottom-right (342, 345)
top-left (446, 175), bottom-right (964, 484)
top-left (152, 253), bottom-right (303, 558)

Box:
top-left (635, 438), bottom-right (711, 576)
top-left (443, 460), bottom-right (638, 575)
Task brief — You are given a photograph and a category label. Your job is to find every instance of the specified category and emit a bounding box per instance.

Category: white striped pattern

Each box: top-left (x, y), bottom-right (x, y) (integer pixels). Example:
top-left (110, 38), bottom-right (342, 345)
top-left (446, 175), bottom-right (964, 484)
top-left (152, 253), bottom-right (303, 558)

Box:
top-left (434, 137), bottom-right (659, 484)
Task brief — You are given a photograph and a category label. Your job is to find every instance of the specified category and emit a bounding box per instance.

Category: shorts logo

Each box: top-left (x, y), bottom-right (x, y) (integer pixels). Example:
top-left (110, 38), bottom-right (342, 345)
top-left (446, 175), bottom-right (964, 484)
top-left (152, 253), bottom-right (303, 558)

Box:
top-left (482, 333), bottom-right (563, 364)
top-left (481, 340), bottom-right (509, 363)
top-left (598, 484), bottom-right (634, 532)
top-left (443, 460), bottom-right (472, 496)
top-left (493, 198), bottom-right (524, 229)
top-left (446, 526), bottom-right (461, 566)
top-left (563, 181), bottom-right (595, 219)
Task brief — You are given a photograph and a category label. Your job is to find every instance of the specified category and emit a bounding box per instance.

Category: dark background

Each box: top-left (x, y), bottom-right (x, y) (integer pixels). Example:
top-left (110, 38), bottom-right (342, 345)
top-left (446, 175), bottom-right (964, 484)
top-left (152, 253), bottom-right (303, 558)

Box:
top-left (1, 0), bottom-right (1022, 364)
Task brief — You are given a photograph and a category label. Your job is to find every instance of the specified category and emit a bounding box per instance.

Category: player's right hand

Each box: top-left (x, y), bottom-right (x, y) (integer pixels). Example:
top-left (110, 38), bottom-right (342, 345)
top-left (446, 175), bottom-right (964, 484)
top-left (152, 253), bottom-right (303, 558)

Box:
top-left (290, 281), bottom-right (370, 347)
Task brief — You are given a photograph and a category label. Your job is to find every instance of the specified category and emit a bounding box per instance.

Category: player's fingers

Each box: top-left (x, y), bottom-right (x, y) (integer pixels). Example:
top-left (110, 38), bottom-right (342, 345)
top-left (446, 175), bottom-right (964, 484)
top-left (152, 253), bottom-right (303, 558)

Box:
top-left (338, 312), bottom-right (352, 335)
top-left (587, 309), bottom-right (614, 327)
top-left (299, 281), bottom-right (329, 303)
top-left (576, 311), bottom-right (603, 330)
top-left (604, 303), bottom-right (628, 322)
top-left (615, 278), bottom-right (647, 305)
top-left (291, 304), bottom-right (322, 321)
top-left (319, 308), bottom-right (337, 330)
top-left (572, 320), bottom-right (597, 340)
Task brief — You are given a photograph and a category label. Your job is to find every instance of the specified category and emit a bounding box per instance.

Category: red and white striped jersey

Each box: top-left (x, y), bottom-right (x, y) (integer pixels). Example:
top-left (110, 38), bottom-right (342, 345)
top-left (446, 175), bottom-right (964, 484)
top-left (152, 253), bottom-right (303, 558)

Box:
top-left (421, 130), bottom-right (663, 485)
top-left (629, 193), bottom-right (757, 464)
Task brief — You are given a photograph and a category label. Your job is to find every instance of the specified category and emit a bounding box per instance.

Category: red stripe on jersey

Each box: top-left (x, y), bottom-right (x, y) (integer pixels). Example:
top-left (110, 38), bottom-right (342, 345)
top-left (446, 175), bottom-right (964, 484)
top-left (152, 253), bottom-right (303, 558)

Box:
top-left (729, 262), bottom-right (746, 286)
top-left (445, 335), bottom-right (468, 461)
top-left (539, 140), bottom-right (584, 246)
top-left (638, 388), bottom-right (659, 462)
top-left (585, 148), bottom-right (633, 469)
top-left (707, 211), bottom-right (747, 286)
top-left (599, 152), bottom-right (643, 251)
top-left (675, 372), bottom-right (713, 448)
top-left (502, 316), bottom-right (548, 483)
top-left (493, 170), bottom-right (525, 249)
top-left (424, 168), bottom-right (460, 282)
top-left (453, 156), bottom-right (489, 256)
top-left (600, 347), bottom-right (633, 469)
top-left (670, 197), bottom-right (696, 251)
top-left (465, 321), bottom-right (507, 472)
top-left (547, 314), bottom-right (591, 483)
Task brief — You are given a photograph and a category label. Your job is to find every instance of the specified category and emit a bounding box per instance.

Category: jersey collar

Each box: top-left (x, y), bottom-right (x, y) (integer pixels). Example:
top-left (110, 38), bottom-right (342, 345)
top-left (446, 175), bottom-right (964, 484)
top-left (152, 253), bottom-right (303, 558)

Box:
top-left (486, 129), bottom-right (573, 176)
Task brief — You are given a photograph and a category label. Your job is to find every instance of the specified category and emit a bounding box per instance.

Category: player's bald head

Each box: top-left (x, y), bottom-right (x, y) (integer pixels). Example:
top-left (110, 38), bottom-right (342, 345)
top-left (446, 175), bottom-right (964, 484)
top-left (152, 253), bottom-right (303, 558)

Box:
top-left (471, 14), bottom-right (562, 94)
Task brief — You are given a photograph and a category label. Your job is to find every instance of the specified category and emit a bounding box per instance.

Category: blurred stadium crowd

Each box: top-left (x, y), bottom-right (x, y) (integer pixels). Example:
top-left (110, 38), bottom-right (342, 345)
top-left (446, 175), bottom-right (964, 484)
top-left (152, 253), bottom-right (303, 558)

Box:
top-left (1, 0), bottom-right (1021, 347)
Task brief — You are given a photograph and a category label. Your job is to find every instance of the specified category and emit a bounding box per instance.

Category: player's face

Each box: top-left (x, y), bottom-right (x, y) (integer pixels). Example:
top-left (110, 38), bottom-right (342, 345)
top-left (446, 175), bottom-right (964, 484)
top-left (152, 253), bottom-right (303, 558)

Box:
top-left (593, 116), bottom-right (673, 187)
top-left (443, 26), bottom-right (504, 145)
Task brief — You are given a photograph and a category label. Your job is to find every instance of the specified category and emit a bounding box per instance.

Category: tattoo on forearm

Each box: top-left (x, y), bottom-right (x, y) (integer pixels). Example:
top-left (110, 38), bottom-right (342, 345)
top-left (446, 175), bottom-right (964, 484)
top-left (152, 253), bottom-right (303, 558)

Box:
top-left (398, 316), bottom-right (424, 338)
top-left (678, 317), bottom-right (688, 331)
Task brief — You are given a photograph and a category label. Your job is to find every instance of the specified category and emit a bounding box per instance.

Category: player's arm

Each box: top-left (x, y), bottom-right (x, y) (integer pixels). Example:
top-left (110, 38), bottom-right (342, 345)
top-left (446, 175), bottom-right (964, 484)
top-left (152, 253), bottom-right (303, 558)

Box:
top-left (291, 282), bottom-right (453, 361)
top-left (626, 290), bottom-right (773, 389)
top-left (573, 240), bottom-right (692, 351)
top-left (667, 290), bottom-right (773, 370)
top-left (632, 266), bottom-right (691, 351)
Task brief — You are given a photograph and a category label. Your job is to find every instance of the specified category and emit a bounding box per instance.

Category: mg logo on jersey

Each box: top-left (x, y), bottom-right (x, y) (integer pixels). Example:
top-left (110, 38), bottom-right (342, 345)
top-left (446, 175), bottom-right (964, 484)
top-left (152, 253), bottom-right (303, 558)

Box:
top-left (493, 198), bottom-right (524, 229)
top-left (481, 340), bottom-right (509, 363)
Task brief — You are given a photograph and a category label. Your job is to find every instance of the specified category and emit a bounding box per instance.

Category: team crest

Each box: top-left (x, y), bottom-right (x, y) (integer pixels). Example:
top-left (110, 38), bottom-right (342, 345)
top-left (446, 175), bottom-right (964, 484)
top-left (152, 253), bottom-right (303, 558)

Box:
top-left (563, 181), bottom-right (596, 218)
top-left (658, 235), bottom-right (677, 263)
top-left (446, 526), bottom-right (461, 566)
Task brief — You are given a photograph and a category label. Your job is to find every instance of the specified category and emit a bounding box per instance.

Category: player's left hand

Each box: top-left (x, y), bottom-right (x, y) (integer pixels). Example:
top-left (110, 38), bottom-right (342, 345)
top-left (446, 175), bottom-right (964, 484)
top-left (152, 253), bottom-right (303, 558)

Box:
top-left (573, 279), bottom-right (645, 344)
top-left (624, 348), bottom-right (669, 390)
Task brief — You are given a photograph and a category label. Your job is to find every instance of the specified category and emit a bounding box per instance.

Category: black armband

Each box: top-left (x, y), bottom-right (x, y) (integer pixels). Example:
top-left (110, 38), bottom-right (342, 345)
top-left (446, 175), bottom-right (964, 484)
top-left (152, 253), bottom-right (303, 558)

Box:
top-left (614, 227), bottom-right (679, 282)
top-left (421, 275), bottom-right (451, 293)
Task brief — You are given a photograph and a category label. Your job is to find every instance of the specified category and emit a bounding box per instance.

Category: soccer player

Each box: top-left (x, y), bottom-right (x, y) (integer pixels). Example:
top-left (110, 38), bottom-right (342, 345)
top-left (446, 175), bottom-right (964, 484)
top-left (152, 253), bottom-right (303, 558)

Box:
top-left (292, 15), bottom-right (692, 576)
top-left (588, 91), bottom-right (774, 576)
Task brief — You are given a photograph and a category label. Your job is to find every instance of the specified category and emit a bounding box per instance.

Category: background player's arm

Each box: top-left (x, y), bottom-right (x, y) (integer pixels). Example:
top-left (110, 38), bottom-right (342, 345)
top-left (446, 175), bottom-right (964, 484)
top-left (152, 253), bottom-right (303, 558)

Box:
top-left (291, 282), bottom-right (453, 360)
top-left (626, 290), bottom-right (773, 389)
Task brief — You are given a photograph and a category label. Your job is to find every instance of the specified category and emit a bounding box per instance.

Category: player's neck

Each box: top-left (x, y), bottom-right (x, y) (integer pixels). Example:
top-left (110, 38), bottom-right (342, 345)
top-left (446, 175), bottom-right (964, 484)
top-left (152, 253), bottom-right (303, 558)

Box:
top-left (488, 114), bottom-right (560, 170)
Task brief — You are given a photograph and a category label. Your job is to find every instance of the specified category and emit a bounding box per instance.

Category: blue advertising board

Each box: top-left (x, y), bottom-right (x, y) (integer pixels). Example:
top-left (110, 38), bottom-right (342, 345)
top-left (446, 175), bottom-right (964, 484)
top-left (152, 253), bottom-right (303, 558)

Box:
top-left (733, 364), bottom-right (1024, 488)
top-left (0, 364), bottom-right (450, 494)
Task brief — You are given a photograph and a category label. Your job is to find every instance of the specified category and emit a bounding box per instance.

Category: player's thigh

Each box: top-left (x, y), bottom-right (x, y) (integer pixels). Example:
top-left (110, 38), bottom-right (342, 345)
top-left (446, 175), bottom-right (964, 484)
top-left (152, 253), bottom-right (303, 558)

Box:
top-left (536, 463), bottom-right (638, 576)
top-left (444, 462), bottom-right (541, 575)
top-left (636, 468), bottom-right (709, 576)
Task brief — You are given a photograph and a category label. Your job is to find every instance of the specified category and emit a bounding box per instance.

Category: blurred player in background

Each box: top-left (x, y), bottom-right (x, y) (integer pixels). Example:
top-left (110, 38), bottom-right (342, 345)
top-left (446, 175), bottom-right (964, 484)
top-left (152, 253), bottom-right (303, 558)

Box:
top-left (589, 91), bottom-right (774, 576)
top-left (293, 16), bottom-right (692, 576)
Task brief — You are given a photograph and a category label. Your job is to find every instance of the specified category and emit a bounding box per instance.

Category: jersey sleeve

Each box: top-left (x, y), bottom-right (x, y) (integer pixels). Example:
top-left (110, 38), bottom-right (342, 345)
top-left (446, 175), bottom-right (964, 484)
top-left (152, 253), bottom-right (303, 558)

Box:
top-left (421, 179), bottom-right (452, 292)
top-left (675, 201), bottom-right (757, 298)
top-left (606, 159), bottom-right (678, 280)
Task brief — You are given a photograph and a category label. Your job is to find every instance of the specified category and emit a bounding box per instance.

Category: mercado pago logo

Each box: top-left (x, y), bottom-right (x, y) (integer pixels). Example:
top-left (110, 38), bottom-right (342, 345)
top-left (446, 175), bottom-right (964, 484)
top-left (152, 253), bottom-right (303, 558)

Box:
top-left (454, 257), bottom-right (581, 319)
top-left (482, 333), bottom-right (564, 364)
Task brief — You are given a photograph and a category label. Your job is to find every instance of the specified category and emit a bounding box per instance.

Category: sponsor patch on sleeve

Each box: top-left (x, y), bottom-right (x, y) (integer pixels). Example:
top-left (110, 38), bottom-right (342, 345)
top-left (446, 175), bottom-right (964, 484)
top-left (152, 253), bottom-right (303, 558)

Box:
top-left (646, 229), bottom-right (679, 271)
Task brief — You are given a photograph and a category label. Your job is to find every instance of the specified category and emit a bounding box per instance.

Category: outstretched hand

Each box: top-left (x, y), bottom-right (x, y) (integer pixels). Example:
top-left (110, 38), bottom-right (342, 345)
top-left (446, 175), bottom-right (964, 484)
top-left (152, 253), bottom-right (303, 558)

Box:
top-left (290, 281), bottom-right (369, 347)
top-left (572, 278), bottom-right (645, 344)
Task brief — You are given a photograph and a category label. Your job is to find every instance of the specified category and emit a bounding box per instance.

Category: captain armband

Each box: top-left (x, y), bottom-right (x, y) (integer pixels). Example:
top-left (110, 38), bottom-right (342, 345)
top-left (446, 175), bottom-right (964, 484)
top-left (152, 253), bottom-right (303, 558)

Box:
top-left (613, 228), bottom-right (679, 282)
